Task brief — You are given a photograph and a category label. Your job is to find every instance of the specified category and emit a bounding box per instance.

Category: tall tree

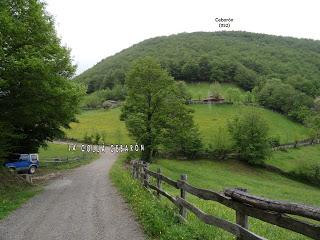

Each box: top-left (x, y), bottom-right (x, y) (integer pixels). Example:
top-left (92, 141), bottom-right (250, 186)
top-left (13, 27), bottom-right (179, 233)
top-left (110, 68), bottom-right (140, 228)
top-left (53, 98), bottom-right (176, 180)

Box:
top-left (121, 57), bottom-right (201, 162)
top-left (0, 0), bottom-right (84, 157)
top-left (228, 111), bottom-right (271, 164)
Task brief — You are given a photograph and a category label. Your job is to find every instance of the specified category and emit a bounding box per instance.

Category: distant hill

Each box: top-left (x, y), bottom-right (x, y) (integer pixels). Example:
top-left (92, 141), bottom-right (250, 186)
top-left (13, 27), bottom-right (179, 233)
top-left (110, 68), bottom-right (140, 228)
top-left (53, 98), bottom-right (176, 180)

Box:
top-left (75, 31), bottom-right (320, 95)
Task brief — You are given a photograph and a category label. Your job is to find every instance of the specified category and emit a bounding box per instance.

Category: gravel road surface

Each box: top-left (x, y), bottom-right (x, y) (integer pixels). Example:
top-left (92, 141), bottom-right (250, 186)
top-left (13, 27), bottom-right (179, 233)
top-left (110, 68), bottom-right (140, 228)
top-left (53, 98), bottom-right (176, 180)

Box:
top-left (0, 150), bottom-right (145, 240)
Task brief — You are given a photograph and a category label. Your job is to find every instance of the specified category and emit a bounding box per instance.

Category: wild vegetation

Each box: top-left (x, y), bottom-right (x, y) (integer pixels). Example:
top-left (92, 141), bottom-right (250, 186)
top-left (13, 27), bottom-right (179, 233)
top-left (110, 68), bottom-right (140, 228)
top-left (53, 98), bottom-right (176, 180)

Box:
top-left (228, 111), bottom-right (271, 164)
top-left (268, 145), bottom-right (320, 185)
top-left (0, 0), bottom-right (83, 160)
top-left (0, 168), bottom-right (41, 220)
top-left (64, 86), bottom-right (309, 148)
top-left (121, 58), bottom-right (202, 161)
top-left (75, 31), bottom-right (320, 124)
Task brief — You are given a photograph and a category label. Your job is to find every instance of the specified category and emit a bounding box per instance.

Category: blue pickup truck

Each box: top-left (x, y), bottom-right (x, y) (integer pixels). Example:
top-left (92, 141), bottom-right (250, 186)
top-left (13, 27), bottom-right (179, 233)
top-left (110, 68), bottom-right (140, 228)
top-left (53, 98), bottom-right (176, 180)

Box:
top-left (4, 154), bottom-right (39, 174)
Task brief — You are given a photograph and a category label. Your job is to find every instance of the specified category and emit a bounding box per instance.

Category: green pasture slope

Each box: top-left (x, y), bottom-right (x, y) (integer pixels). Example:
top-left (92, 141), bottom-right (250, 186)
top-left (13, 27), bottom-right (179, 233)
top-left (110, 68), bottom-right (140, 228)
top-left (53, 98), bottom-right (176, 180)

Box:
top-left (111, 156), bottom-right (320, 240)
top-left (192, 104), bottom-right (309, 146)
top-left (64, 83), bottom-right (309, 146)
top-left (267, 144), bottom-right (320, 175)
top-left (186, 82), bottom-right (244, 99)
top-left (64, 108), bottom-right (131, 144)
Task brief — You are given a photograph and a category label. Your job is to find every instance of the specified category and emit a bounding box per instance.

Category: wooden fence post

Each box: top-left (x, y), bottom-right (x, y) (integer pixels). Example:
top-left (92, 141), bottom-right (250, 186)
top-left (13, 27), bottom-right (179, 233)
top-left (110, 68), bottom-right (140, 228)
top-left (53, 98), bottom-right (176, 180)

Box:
top-left (156, 168), bottom-right (162, 198)
top-left (26, 174), bottom-right (33, 184)
top-left (140, 162), bottom-right (144, 183)
top-left (179, 174), bottom-right (187, 219)
top-left (235, 189), bottom-right (249, 240)
top-left (143, 163), bottom-right (149, 188)
top-left (134, 161), bottom-right (138, 179)
top-left (137, 161), bottom-right (140, 179)
top-left (131, 161), bottom-right (135, 178)
top-left (136, 162), bottom-right (139, 179)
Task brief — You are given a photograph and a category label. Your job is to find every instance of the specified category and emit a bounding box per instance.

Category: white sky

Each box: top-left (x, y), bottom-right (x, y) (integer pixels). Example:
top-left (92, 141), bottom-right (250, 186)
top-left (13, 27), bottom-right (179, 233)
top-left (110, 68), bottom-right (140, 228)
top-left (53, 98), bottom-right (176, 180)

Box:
top-left (45, 0), bottom-right (320, 75)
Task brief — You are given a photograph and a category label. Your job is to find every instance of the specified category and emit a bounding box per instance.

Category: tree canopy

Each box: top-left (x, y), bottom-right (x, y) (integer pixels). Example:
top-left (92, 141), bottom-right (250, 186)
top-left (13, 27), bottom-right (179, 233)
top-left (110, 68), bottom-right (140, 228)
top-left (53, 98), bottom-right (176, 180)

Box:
top-left (75, 31), bottom-right (320, 95)
top-left (75, 31), bottom-right (320, 124)
top-left (121, 57), bottom-right (202, 162)
top-left (228, 111), bottom-right (271, 164)
top-left (0, 0), bottom-right (84, 157)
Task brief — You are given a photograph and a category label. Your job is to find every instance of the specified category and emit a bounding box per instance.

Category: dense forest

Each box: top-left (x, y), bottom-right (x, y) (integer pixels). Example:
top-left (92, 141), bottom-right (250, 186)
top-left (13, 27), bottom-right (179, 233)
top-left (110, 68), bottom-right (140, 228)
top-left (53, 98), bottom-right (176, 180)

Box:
top-left (75, 31), bottom-right (320, 123)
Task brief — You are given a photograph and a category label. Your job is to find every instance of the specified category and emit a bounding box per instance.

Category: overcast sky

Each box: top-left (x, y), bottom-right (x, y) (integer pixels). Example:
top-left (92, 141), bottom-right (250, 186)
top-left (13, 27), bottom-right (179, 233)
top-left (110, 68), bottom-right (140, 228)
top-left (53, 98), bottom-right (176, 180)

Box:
top-left (45, 0), bottom-right (320, 75)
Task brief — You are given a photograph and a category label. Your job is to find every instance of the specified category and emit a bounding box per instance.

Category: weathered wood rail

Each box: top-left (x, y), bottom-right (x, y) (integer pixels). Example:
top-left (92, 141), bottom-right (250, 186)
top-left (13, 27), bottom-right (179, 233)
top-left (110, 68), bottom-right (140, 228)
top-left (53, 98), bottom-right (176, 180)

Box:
top-left (273, 138), bottom-right (320, 151)
top-left (131, 160), bottom-right (320, 240)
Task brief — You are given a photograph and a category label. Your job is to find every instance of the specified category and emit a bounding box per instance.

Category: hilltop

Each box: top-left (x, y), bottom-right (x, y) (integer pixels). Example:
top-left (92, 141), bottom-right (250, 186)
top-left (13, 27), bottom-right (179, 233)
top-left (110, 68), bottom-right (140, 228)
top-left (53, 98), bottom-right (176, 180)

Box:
top-left (75, 31), bottom-right (320, 94)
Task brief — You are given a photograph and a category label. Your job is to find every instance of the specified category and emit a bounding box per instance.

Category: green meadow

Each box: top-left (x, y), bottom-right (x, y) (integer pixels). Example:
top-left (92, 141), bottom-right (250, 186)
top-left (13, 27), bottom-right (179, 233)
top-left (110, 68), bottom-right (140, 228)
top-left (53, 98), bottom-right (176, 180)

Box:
top-left (192, 104), bottom-right (309, 146)
top-left (186, 82), bottom-right (244, 99)
top-left (64, 104), bottom-right (309, 147)
top-left (268, 145), bottom-right (320, 172)
top-left (64, 108), bottom-right (131, 144)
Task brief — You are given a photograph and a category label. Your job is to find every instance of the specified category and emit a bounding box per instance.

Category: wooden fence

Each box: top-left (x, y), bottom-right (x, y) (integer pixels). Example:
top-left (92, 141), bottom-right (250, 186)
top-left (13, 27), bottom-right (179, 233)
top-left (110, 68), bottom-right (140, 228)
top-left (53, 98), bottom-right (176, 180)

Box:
top-left (273, 138), bottom-right (320, 151)
top-left (131, 160), bottom-right (320, 240)
top-left (41, 155), bottom-right (85, 167)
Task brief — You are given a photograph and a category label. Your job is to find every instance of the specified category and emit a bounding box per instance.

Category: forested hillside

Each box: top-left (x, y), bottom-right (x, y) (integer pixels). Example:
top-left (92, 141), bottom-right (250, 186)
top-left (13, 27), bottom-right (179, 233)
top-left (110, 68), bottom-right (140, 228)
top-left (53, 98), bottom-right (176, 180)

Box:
top-left (76, 31), bottom-right (320, 92)
top-left (75, 31), bottom-right (320, 123)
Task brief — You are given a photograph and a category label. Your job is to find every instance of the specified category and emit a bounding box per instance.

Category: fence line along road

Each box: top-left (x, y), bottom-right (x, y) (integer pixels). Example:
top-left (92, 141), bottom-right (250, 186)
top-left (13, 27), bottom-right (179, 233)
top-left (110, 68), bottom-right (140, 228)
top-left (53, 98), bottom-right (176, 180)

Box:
top-left (131, 160), bottom-right (320, 240)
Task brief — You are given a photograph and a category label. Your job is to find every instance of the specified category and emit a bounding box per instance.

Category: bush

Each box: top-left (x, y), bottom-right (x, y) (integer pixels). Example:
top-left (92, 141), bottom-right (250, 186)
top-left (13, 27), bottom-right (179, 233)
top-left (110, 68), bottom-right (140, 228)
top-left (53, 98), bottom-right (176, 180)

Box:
top-left (83, 132), bottom-right (105, 144)
top-left (228, 111), bottom-right (271, 164)
top-left (291, 163), bottom-right (320, 186)
top-left (268, 136), bottom-right (281, 147)
top-left (206, 127), bottom-right (232, 159)
top-left (81, 85), bottom-right (126, 109)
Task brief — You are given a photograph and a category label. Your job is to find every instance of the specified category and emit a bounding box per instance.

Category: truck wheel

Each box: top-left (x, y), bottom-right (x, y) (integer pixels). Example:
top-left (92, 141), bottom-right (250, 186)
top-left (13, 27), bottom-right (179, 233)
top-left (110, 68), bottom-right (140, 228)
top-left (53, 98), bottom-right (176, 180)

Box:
top-left (9, 167), bottom-right (15, 173)
top-left (29, 166), bottom-right (36, 174)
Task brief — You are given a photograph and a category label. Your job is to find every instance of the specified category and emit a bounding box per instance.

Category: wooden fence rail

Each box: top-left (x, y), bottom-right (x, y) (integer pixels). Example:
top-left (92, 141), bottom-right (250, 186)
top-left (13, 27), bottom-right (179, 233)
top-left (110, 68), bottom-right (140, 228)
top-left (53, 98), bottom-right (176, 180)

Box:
top-left (131, 160), bottom-right (320, 240)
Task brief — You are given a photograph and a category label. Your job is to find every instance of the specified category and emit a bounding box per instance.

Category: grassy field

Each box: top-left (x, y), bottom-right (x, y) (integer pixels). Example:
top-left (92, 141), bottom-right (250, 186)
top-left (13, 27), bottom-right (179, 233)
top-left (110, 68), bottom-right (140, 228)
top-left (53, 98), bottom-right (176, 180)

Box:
top-left (267, 145), bottom-right (320, 185)
top-left (111, 156), bottom-right (320, 240)
top-left (64, 82), bottom-right (309, 147)
top-left (186, 82), bottom-right (244, 99)
top-left (192, 104), bottom-right (309, 146)
top-left (0, 143), bottom-right (98, 220)
top-left (64, 104), bottom-right (309, 147)
top-left (267, 145), bottom-right (320, 172)
top-left (64, 108), bottom-right (131, 144)
top-left (0, 168), bottom-right (41, 220)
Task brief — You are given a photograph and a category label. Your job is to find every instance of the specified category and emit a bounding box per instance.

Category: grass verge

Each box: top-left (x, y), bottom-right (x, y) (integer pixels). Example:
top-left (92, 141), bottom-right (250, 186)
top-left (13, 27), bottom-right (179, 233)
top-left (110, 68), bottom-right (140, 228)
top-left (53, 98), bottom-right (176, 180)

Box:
top-left (0, 168), bottom-right (42, 220)
top-left (0, 142), bottom-right (99, 220)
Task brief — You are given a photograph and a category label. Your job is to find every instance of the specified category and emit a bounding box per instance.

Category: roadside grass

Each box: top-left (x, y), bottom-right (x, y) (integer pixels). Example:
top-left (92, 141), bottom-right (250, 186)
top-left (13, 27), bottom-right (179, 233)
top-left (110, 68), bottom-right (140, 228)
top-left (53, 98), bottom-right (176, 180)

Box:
top-left (64, 108), bottom-right (131, 144)
top-left (111, 155), bottom-right (320, 240)
top-left (0, 143), bottom-right (98, 220)
top-left (0, 168), bottom-right (42, 220)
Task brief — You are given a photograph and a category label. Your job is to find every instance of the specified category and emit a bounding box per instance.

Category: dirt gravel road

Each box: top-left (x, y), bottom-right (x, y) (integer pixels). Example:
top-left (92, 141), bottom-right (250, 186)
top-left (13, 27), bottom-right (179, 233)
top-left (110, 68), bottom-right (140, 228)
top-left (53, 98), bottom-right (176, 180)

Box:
top-left (0, 150), bottom-right (145, 240)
